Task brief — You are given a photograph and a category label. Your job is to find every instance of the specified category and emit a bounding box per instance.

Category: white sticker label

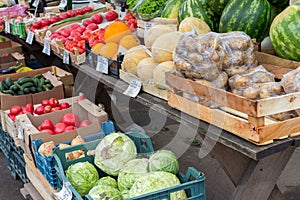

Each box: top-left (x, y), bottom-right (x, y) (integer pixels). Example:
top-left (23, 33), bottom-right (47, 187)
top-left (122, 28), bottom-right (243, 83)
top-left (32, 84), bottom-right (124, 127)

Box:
top-left (42, 40), bottom-right (51, 56)
top-left (123, 80), bottom-right (142, 97)
top-left (5, 21), bottom-right (10, 34)
top-left (144, 22), bottom-right (154, 37)
top-left (76, 53), bottom-right (86, 65)
top-left (32, 0), bottom-right (39, 7)
top-left (63, 50), bottom-right (69, 64)
top-left (54, 182), bottom-right (73, 200)
top-left (96, 55), bottom-right (109, 74)
top-left (18, 125), bottom-right (24, 141)
top-left (26, 31), bottom-right (34, 45)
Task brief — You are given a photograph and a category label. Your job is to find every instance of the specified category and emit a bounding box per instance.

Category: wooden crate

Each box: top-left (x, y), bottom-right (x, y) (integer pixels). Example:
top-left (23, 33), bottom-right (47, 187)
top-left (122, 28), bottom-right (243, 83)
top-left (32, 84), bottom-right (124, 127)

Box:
top-left (166, 52), bottom-right (300, 145)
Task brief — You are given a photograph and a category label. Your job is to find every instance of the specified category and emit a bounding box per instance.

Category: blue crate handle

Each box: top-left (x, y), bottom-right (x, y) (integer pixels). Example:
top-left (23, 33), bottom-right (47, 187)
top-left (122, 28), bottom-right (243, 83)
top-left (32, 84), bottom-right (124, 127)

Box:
top-left (125, 129), bottom-right (154, 154)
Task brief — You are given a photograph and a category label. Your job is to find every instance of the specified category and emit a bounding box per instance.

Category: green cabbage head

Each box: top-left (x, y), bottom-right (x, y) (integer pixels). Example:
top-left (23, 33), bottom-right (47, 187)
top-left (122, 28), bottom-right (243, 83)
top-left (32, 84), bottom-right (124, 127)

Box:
top-left (88, 185), bottom-right (123, 200)
top-left (118, 158), bottom-right (149, 191)
top-left (66, 161), bottom-right (99, 196)
top-left (94, 133), bottom-right (137, 176)
top-left (129, 171), bottom-right (187, 200)
top-left (147, 150), bottom-right (179, 174)
top-left (95, 176), bottom-right (118, 189)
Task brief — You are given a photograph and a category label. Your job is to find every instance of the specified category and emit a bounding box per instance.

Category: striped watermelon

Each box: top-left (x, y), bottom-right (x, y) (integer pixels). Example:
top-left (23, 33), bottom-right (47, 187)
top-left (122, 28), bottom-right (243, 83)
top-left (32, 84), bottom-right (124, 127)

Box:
top-left (270, 4), bottom-right (300, 61)
top-left (161, 0), bottom-right (185, 18)
top-left (178, 0), bottom-right (219, 32)
top-left (207, 0), bottom-right (230, 15)
top-left (219, 0), bottom-right (272, 42)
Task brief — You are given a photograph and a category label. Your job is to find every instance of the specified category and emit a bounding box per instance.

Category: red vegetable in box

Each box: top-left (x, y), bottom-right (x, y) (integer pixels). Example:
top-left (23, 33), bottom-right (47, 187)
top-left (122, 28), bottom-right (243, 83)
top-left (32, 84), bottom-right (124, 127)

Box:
top-left (44, 105), bottom-right (52, 114)
top-left (35, 105), bottom-right (45, 115)
top-left (41, 129), bottom-right (55, 135)
top-left (79, 120), bottom-right (92, 128)
top-left (106, 10), bottom-right (118, 21)
top-left (51, 107), bottom-right (61, 112)
top-left (40, 119), bottom-right (54, 131)
top-left (49, 98), bottom-right (59, 107)
top-left (62, 113), bottom-right (80, 127)
top-left (8, 113), bottom-right (16, 122)
top-left (60, 102), bottom-right (70, 109)
top-left (64, 126), bottom-right (76, 132)
top-left (54, 123), bottom-right (67, 134)
top-left (10, 105), bottom-right (22, 115)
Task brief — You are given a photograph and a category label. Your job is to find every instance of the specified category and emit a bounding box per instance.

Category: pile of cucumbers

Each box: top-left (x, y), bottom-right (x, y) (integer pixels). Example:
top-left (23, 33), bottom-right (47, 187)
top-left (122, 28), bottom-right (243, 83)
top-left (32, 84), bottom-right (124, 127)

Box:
top-left (0, 74), bottom-right (54, 96)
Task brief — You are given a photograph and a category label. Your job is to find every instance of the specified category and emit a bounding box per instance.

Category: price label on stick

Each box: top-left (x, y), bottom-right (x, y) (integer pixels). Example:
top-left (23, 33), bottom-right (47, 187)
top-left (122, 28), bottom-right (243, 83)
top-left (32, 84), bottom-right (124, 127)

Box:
top-left (26, 31), bottom-right (34, 45)
top-left (63, 50), bottom-right (69, 64)
top-left (123, 80), bottom-right (142, 97)
top-left (54, 182), bottom-right (72, 200)
top-left (32, 0), bottom-right (39, 7)
top-left (42, 40), bottom-right (51, 56)
top-left (5, 21), bottom-right (10, 33)
top-left (96, 55), bottom-right (108, 74)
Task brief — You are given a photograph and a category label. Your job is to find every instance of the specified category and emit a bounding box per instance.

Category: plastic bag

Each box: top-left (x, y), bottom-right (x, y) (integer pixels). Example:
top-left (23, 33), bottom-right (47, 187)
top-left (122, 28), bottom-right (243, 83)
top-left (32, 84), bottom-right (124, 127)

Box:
top-left (281, 67), bottom-right (300, 94)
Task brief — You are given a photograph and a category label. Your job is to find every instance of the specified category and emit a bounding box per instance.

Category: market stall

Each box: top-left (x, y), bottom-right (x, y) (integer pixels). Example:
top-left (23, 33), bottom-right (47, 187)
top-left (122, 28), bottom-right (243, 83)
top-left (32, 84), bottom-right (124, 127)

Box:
top-left (0, 0), bottom-right (299, 199)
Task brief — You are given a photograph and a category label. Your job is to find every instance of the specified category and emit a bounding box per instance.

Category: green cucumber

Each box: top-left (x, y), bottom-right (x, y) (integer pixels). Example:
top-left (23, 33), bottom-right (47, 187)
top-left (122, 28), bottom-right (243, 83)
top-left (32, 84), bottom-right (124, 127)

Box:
top-left (33, 78), bottom-right (39, 87)
top-left (21, 82), bottom-right (34, 90)
top-left (5, 77), bottom-right (13, 87)
top-left (36, 87), bottom-right (43, 93)
top-left (23, 88), bottom-right (30, 94)
top-left (17, 90), bottom-right (24, 95)
top-left (17, 77), bottom-right (33, 85)
top-left (9, 85), bottom-right (18, 91)
top-left (38, 78), bottom-right (45, 88)
top-left (29, 86), bottom-right (36, 93)
top-left (33, 74), bottom-right (42, 79)
top-left (1, 80), bottom-right (8, 90)
top-left (44, 79), bottom-right (51, 85)
top-left (2, 90), bottom-right (15, 95)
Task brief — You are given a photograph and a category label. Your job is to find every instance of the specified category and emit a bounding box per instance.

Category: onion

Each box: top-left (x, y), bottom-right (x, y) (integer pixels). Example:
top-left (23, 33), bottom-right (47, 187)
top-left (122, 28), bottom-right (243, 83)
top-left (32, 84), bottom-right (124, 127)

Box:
top-left (71, 135), bottom-right (85, 146)
top-left (38, 141), bottom-right (56, 156)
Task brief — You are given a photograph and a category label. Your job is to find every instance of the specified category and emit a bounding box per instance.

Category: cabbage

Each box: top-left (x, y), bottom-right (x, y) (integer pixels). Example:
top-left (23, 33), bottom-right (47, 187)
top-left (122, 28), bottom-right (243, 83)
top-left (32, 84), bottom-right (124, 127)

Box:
top-left (129, 171), bottom-right (187, 200)
top-left (117, 158), bottom-right (149, 191)
top-left (66, 162), bottom-right (99, 196)
top-left (147, 150), bottom-right (179, 174)
top-left (88, 185), bottom-right (123, 200)
top-left (121, 190), bottom-right (130, 199)
top-left (96, 176), bottom-right (118, 189)
top-left (94, 133), bottom-right (137, 176)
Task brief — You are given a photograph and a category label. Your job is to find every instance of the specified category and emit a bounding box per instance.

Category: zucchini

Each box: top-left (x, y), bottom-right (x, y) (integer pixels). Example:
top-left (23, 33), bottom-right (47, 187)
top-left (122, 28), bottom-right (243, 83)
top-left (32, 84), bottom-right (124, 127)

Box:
top-left (38, 78), bottom-right (45, 88)
top-left (33, 74), bottom-right (42, 79)
top-left (21, 82), bottom-right (34, 90)
top-left (23, 88), bottom-right (30, 94)
top-left (29, 86), bottom-right (36, 93)
top-left (5, 77), bottom-right (13, 87)
top-left (18, 77), bottom-right (33, 85)
top-left (33, 78), bottom-right (39, 87)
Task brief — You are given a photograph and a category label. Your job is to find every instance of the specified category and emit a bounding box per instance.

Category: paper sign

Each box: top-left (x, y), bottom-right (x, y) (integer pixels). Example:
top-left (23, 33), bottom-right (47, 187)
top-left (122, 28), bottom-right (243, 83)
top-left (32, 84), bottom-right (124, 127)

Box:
top-left (63, 50), bottom-right (70, 64)
top-left (54, 182), bottom-right (72, 200)
top-left (18, 125), bottom-right (24, 141)
top-left (32, 0), bottom-right (39, 7)
top-left (96, 55), bottom-right (109, 74)
top-left (5, 21), bottom-right (10, 33)
top-left (123, 80), bottom-right (142, 97)
top-left (26, 31), bottom-right (34, 45)
top-left (42, 40), bottom-right (51, 56)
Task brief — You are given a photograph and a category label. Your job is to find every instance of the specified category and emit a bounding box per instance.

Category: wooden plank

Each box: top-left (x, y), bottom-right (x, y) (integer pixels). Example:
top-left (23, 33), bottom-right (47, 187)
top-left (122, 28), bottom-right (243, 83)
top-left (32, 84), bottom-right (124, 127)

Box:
top-left (142, 83), bottom-right (168, 101)
top-left (23, 183), bottom-right (44, 200)
top-left (232, 146), bottom-right (295, 200)
top-left (255, 51), bottom-right (300, 70)
top-left (267, 185), bottom-right (286, 200)
top-left (166, 72), bottom-right (259, 117)
top-left (262, 63), bottom-right (292, 79)
top-left (167, 92), bottom-right (267, 144)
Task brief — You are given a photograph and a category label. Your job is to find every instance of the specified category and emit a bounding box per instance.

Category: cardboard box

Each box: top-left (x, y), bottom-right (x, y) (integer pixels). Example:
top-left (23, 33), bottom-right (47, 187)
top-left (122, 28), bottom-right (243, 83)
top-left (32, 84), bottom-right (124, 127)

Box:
top-left (0, 71), bottom-right (64, 110)
top-left (16, 98), bottom-right (108, 161)
top-left (0, 52), bottom-right (25, 69)
top-left (0, 40), bottom-right (22, 55)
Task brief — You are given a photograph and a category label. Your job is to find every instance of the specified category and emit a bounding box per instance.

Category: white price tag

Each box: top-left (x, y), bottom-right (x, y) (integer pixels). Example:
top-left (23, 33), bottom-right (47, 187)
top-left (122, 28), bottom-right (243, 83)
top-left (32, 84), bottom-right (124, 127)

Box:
top-left (63, 50), bottom-right (70, 64)
top-left (5, 21), bottom-right (10, 34)
top-left (18, 125), bottom-right (24, 141)
top-left (144, 22), bottom-right (154, 37)
top-left (32, 0), bottom-right (39, 7)
top-left (123, 80), bottom-right (142, 97)
top-left (96, 55), bottom-right (109, 74)
top-left (54, 182), bottom-right (72, 200)
top-left (26, 31), bottom-right (34, 45)
top-left (42, 40), bottom-right (51, 56)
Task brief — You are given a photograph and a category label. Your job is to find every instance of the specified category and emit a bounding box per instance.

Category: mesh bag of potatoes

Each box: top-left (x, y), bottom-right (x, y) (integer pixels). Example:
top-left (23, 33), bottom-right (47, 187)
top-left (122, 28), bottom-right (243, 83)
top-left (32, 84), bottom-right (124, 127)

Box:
top-left (173, 31), bottom-right (258, 85)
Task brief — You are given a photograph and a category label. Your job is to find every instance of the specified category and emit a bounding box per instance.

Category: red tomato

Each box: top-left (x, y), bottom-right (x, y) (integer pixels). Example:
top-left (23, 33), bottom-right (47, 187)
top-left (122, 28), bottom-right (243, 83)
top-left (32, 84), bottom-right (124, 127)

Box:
top-left (60, 102), bottom-right (70, 109)
top-left (49, 98), bottom-right (59, 107)
top-left (105, 11), bottom-right (118, 21)
top-left (54, 123), bottom-right (67, 134)
top-left (62, 113), bottom-right (80, 127)
top-left (44, 105), bottom-right (52, 114)
top-left (41, 100), bottom-right (49, 106)
top-left (64, 126), bottom-right (76, 132)
top-left (34, 105), bottom-right (45, 115)
top-left (8, 113), bottom-right (16, 122)
top-left (25, 104), bottom-right (34, 113)
top-left (40, 119), bottom-right (54, 130)
top-left (51, 107), bottom-right (61, 112)
top-left (10, 105), bottom-right (22, 116)
top-left (41, 129), bottom-right (55, 135)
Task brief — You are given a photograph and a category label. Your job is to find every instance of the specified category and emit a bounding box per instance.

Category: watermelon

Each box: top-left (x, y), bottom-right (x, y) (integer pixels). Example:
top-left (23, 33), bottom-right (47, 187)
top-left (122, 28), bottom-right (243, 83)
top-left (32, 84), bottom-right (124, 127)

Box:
top-left (178, 0), bottom-right (220, 32)
top-left (161, 0), bottom-right (185, 18)
top-left (207, 0), bottom-right (230, 15)
top-left (269, 4), bottom-right (300, 61)
top-left (219, 0), bottom-right (272, 42)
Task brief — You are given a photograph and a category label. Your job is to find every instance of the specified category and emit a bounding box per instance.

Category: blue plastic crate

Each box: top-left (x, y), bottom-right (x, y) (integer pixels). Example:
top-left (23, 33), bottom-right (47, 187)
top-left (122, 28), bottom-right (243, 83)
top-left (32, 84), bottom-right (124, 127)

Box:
top-left (32, 121), bottom-right (115, 190)
top-left (10, 151), bottom-right (29, 183)
top-left (53, 130), bottom-right (156, 200)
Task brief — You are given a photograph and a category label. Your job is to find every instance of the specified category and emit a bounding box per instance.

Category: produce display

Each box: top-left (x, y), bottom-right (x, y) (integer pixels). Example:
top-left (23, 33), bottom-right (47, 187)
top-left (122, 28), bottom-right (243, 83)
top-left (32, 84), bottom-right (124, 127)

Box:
top-left (0, 74), bottom-right (53, 96)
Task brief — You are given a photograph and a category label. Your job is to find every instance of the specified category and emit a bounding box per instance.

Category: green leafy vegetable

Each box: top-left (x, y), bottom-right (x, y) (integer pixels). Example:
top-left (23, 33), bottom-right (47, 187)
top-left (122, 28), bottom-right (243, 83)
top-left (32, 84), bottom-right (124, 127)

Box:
top-left (95, 176), bottom-right (118, 189)
top-left (147, 150), bottom-right (179, 174)
top-left (137, 0), bottom-right (168, 15)
top-left (94, 133), bottom-right (137, 176)
top-left (88, 185), bottom-right (123, 200)
top-left (66, 162), bottom-right (99, 196)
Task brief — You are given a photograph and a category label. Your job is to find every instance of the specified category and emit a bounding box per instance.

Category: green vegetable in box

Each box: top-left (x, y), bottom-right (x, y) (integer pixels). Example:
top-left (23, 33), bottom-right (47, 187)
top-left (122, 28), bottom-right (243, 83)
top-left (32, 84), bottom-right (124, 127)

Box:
top-left (269, 4), bottom-right (300, 61)
top-left (66, 161), bottom-right (99, 196)
top-left (137, 0), bottom-right (169, 20)
top-left (126, 0), bottom-right (139, 10)
top-left (95, 176), bottom-right (118, 189)
top-left (129, 171), bottom-right (187, 200)
top-left (147, 150), bottom-right (179, 174)
top-left (0, 74), bottom-right (53, 96)
top-left (178, 0), bottom-right (219, 32)
top-left (88, 185), bottom-right (123, 200)
top-left (219, 0), bottom-right (272, 42)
